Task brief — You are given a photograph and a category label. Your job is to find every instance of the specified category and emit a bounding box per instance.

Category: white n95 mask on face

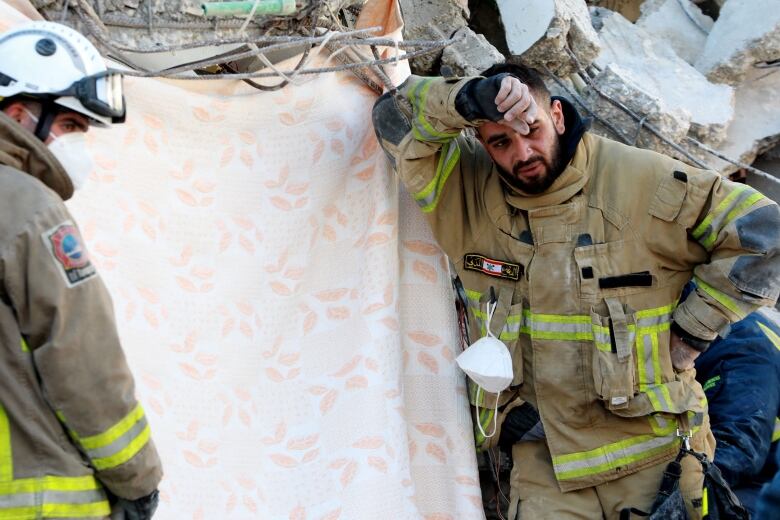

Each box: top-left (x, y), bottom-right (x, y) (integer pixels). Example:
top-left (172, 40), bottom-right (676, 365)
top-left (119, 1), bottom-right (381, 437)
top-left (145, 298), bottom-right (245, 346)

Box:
top-left (455, 300), bottom-right (514, 439)
top-left (48, 132), bottom-right (94, 191)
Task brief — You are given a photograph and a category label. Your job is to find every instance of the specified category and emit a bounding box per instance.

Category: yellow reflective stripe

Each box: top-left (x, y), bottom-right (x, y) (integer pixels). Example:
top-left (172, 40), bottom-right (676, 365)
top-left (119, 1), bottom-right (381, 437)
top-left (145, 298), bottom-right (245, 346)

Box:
top-left (409, 79), bottom-right (460, 142)
top-left (417, 141), bottom-right (461, 213)
top-left (20, 339), bottom-right (28, 353)
top-left (773, 418), bottom-right (780, 443)
top-left (0, 475), bottom-right (101, 494)
top-left (651, 332), bottom-right (662, 386)
top-left (76, 404), bottom-right (144, 451)
top-left (702, 486), bottom-right (709, 516)
top-left (5, 502), bottom-right (111, 518)
top-left (637, 333), bottom-right (648, 391)
top-left (0, 405), bottom-right (10, 481)
top-left (91, 424), bottom-right (150, 471)
top-left (693, 186), bottom-right (746, 237)
top-left (636, 304), bottom-right (675, 319)
top-left (648, 414), bottom-right (678, 436)
top-left (474, 406), bottom-right (495, 448)
top-left (699, 192), bottom-right (766, 249)
top-left (532, 314), bottom-right (591, 324)
top-left (694, 277), bottom-right (749, 319)
top-left (464, 289), bottom-right (481, 303)
top-left (758, 322), bottom-right (780, 352)
top-left (553, 434), bottom-right (678, 480)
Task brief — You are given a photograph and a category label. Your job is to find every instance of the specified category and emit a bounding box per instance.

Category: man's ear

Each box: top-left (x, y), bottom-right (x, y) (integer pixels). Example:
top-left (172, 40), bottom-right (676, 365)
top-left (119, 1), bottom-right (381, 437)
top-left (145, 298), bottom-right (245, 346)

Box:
top-left (550, 99), bottom-right (566, 136)
top-left (2, 101), bottom-right (27, 124)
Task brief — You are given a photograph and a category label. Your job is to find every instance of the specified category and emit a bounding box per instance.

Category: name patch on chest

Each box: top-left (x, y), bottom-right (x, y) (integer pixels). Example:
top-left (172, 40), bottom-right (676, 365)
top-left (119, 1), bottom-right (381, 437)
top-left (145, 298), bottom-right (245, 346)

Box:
top-left (463, 253), bottom-right (522, 281)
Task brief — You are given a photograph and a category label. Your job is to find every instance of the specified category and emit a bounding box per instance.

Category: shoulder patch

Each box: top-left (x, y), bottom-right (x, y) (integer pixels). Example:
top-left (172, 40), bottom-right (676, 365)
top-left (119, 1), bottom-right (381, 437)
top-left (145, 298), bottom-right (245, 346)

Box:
top-left (463, 253), bottom-right (522, 281)
top-left (42, 221), bottom-right (97, 288)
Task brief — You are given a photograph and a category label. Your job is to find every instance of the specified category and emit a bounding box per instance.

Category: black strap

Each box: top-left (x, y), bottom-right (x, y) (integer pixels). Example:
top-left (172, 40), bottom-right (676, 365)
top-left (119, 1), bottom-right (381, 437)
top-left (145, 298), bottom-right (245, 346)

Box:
top-left (33, 100), bottom-right (58, 142)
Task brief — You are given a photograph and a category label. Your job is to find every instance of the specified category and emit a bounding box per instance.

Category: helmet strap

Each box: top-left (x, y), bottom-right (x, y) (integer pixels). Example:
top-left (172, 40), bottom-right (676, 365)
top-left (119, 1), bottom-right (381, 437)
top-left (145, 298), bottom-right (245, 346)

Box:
top-left (33, 100), bottom-right (58, 142)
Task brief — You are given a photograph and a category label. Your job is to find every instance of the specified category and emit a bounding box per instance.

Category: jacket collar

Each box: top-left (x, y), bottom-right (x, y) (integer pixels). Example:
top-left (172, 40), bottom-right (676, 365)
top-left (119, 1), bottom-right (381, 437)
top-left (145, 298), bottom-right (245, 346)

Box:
top-left (0, 111), bottom-right (73, 200)
top-left (502, 97), bottom-right (591, 211)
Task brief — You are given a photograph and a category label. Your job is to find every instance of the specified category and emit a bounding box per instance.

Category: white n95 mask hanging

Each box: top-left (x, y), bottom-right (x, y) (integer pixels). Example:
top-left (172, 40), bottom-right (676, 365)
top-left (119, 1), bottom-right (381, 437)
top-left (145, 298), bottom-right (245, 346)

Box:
top-left (455, 299), bottom-right (513, 439)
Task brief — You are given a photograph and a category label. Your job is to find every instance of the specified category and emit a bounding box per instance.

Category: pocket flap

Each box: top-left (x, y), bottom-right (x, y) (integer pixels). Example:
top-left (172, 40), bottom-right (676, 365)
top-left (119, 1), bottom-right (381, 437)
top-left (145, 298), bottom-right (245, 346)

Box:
top-left (649, 173), bottom-right (688, 222)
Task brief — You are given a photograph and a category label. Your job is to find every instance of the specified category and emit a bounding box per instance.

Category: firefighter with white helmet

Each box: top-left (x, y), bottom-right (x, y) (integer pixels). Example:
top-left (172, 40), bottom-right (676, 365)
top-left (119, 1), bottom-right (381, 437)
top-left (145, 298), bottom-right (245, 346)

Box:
top-left (0, 21), bottom-right (162, 519)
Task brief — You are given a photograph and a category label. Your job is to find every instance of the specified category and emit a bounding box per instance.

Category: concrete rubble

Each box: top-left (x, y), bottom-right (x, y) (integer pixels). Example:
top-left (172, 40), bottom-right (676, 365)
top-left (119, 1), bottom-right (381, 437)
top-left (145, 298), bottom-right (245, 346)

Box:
top-left (440, 26), bottom-right (504, 77)
top-left (585, 64), bottom-right (692, 158)
top-left (36, 0), bottom-right (780, 184)
top-left (636, 0), bottom-right (713, 65)
top-left (496, 0), bottom-right (601, 76)
top-left (695, 0), bottom-right (780, 85)
top-left (706, 68), bottom-right (780, 174)
top-left (398, 0), bottom-right (468, 74)
top-left (593, 9), bottom-right (734, 146)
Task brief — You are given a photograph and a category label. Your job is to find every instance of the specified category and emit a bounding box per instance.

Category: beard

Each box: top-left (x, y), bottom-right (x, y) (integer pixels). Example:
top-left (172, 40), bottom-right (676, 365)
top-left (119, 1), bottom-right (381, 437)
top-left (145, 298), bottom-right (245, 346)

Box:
top-left (497, 133), bottom-right (568, 195)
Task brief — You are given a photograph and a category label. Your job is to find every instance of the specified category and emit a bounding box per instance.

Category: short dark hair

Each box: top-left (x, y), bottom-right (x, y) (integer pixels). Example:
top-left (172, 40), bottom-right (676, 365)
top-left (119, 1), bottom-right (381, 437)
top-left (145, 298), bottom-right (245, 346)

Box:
top-left (480, 63), bottom-right (551, 105)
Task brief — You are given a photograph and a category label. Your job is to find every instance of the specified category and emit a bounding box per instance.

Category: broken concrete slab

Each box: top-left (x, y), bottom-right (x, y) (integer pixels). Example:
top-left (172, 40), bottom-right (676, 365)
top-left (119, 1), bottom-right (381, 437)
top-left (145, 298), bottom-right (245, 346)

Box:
top-left (636, 0), bottom-right (713, 65)
top-left (440, 26), bottom-right (504, 77)
top-left (585, 64), bottom-right (693, 158)
top-left (497, 0), bottom-right (601, 76)
top-left (398, 0), bottom-right (468, 75)
top-left (695, 0), bottom-right (780, 85)
top-left (594, 10), bottom-right (734, 146)
top-left (705, 68), bottom-right (780, 175)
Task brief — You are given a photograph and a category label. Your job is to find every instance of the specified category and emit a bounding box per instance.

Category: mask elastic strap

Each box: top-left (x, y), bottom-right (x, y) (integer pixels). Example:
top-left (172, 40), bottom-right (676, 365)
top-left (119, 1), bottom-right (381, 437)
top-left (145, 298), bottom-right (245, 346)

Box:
top-left (485, 300), bottom-right (498, 339)
top-left (475, 386), bottom-right (500, 440)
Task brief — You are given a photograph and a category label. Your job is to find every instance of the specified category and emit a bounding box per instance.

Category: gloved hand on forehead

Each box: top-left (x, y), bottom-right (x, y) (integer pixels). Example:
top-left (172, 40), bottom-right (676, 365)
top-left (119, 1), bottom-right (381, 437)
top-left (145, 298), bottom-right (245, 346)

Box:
top-left (455, 72), bottom-right (539, 134)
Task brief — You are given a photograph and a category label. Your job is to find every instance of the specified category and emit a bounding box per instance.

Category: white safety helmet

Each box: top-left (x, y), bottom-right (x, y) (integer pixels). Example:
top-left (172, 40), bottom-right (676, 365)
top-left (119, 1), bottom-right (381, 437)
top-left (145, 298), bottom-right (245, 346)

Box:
top-left (0, 21), bottom-right (125, 133)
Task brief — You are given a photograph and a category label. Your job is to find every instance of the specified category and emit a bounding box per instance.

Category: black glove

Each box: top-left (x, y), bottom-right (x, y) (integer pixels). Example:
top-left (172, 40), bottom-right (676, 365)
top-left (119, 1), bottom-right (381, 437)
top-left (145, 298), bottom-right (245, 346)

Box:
top-left (113, 489), bottom-right (159, 520)
top-left (498, 402), bottom-right (544, 451)
top-left (455, 73), bottom-right (513, 123)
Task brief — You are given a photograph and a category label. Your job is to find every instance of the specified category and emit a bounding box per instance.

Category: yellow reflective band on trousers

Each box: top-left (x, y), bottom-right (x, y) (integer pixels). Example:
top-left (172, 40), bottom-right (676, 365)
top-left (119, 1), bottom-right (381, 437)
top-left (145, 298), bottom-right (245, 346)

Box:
top-left (702, 486), bottom-right (709, 517)
top-left (0, 475), bottom-right (110, 518)
top-left (692, 185), bottom-right (766, 250)
top-left (773, 418), bottom-right (780, 444)
top-left (552, 433), bottom-right (679, 481)
top-left (694, 277), bottom-right (750, 319)
top-left (69, 403), bottom-right (150, 471)
top-left (407, 79), bottom-right (461, 143)
top-left (0, 404), bottom-right (10, 482)
top-left (415, 140), bottom-right (461, 213)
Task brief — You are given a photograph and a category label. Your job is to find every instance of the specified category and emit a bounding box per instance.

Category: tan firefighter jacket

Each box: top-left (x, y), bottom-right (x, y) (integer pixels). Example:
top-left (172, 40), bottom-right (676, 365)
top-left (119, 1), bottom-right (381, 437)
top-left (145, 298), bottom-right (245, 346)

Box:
top-left (372, 76), bottom-right (780, 492)
top-left (0, 112), bottom-right (162, 518)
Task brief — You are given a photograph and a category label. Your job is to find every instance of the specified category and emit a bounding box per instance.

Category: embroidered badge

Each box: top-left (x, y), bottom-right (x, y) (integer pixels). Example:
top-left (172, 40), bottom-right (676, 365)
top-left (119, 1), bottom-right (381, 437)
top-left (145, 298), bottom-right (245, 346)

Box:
top-left (42, 221), bottom-right (97, 288)
top-left (463, 253), bottom-right (522, 281)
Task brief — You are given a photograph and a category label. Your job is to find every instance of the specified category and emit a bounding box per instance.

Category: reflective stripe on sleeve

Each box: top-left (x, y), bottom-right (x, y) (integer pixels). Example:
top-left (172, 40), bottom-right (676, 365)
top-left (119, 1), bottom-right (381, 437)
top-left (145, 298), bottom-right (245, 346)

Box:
top-left (758, 322), bottom-right (780, 352)
top-left (70, 403), bottom-right (151, 471)
top-left (0, 404), bottom-right (10, 481)
top-left (0, 475), bottom-right (110, 518)
top-left (692, 185), bottom-right (766, 250)
top-left (552, 433), bottom-right (679, 481)
top-left (415, 140), bottom-right (461, 213)
top-left (407, 79), bottom-right (461, 143)
top-left (773, 418), bottom-right (780, 444)
top-left (693, 276), bottom-right (751, 319)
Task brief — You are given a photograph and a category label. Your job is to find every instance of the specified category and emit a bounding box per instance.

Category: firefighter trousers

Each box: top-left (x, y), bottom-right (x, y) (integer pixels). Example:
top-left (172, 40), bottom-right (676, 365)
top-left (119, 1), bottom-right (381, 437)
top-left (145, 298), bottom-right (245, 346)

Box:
top-left (507, 439), bottom-right (708, 520)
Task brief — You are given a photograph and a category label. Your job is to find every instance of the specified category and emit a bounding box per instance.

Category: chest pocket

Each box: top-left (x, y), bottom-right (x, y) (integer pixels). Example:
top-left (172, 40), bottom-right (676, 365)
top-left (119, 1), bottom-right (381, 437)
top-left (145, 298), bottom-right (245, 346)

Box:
top-left (574, 238), bottom-right (657, 302)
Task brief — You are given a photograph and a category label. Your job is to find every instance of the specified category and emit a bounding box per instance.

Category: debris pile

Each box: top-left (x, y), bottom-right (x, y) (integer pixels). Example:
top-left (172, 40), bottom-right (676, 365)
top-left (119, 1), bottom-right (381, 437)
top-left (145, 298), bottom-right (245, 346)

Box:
top-left (397, 0), bottom-right (780, 183)
top-left (35, 0), bottom-right (780, 183)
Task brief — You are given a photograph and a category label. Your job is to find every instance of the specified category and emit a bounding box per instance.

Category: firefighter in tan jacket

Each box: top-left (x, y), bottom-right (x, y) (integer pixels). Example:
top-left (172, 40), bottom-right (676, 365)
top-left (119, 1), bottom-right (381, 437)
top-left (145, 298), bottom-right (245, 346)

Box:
top-left (0, 22), bottom-right (162, 519)
top-left (372, 63), bottom-right (780, 519)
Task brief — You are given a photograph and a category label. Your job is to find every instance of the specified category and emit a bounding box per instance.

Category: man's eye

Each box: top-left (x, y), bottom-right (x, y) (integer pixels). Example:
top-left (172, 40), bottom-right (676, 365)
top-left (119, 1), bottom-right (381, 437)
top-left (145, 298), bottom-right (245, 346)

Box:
top-left (493, 140), bottom-right (508, 148)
